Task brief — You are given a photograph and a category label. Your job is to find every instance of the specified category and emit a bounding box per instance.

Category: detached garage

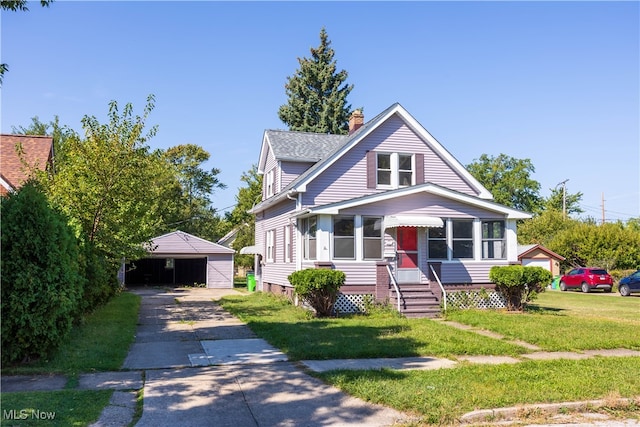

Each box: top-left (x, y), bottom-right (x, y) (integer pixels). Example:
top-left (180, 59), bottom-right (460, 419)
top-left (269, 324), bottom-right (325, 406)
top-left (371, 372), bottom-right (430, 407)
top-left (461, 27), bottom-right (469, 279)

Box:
top-left (125, 231), bottom-right (235, 288)
top-left (518, 244), bottom-right (565, 276)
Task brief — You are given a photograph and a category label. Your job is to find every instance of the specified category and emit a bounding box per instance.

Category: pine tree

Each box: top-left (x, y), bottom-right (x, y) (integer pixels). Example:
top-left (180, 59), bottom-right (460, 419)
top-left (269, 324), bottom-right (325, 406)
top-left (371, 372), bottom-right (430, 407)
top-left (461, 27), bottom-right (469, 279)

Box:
top-left (278, 27), bottom-right (354, 135)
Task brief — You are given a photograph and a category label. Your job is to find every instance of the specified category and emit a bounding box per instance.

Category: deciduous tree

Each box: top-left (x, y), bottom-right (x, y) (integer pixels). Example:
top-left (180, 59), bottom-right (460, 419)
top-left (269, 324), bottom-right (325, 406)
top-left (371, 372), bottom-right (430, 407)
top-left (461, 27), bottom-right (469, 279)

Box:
top-left (467, 153), bottom-right (543, 213)
top-left (278, 27), bottom-right (354, 134)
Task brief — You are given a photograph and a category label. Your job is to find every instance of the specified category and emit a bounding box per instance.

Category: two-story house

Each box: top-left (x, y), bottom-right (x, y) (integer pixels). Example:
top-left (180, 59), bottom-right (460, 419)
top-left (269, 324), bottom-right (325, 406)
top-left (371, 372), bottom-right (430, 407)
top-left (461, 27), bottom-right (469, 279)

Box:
top-left (242, 103), bottom-right (531, 317)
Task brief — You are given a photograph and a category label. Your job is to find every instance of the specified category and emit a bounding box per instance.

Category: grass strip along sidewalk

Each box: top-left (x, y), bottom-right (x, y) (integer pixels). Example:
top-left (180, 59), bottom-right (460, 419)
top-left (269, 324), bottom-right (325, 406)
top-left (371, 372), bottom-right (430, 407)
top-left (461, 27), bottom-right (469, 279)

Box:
top-left (1, 291), bottom-right (140, 427)
top-left (219, 291), bottom-right (640, 425)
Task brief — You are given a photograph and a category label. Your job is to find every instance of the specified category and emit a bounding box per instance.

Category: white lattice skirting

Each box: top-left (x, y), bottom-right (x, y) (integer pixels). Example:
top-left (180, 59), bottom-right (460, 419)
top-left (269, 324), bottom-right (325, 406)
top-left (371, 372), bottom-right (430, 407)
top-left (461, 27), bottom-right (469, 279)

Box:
top-left (333, 293), bottom-right (371, 314)
top-left (447, 290), bottom-right (507, 310)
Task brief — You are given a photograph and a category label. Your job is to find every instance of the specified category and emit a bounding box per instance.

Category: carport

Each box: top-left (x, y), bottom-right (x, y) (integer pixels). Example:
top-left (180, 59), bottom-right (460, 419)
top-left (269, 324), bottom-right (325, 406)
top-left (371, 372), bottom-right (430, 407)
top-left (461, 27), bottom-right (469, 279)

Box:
top-left (125, 230), bottom-right (235, 288)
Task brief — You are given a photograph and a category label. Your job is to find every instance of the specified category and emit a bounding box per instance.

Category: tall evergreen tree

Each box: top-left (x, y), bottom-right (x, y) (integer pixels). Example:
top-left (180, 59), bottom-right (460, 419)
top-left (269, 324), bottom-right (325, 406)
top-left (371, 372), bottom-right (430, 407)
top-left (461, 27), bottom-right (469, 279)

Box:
top-left (278, 27), bottom-right (354, 135)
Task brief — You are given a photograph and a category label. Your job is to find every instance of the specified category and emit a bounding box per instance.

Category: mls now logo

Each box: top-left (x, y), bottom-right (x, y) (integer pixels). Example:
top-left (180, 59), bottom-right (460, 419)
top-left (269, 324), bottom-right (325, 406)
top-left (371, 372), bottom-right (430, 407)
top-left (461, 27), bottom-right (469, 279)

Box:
top-left (3, 409), bottom-right (56, 420)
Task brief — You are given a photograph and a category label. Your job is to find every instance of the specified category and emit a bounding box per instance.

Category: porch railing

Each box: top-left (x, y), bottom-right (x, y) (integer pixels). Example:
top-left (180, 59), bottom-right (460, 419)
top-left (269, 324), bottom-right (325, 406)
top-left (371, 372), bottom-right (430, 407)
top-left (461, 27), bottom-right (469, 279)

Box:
top-left (429, 264), bottom-right (447, 312)
top-left (386, 264), bottom-right (402, 313)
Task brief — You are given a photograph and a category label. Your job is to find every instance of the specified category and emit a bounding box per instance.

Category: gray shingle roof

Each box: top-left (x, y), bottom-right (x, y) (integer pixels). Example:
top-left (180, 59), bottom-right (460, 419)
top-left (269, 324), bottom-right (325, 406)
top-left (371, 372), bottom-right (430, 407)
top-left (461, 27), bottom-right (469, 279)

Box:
top-left (265, 130), bottom-right (348, 162)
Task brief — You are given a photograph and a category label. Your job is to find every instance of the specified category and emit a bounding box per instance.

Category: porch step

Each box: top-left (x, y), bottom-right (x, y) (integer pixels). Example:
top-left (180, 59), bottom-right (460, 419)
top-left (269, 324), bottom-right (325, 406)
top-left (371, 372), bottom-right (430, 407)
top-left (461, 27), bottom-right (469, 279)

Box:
top-left (390, 284), bottom-right (441, 319)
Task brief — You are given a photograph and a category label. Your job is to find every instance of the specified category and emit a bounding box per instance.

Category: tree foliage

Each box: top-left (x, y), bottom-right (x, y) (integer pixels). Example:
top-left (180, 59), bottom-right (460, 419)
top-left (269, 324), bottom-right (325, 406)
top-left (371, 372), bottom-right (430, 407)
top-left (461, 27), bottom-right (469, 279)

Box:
top-left (490, 265), bottom-right (551, 311)
top-left (162, 144), bottom-right (226, 239)
top-left (278, 27), bottom-right (354, 135)
top-left (543, 186), bottom-right (583, 215)
top-left (467, 153), bottom-right (542, 213)
top-left (44, 95), bottom-right (168, 263)
top-left (225, 165), bottom-right (262, 268)
top-left (1, 181), bottom-right (82, 365)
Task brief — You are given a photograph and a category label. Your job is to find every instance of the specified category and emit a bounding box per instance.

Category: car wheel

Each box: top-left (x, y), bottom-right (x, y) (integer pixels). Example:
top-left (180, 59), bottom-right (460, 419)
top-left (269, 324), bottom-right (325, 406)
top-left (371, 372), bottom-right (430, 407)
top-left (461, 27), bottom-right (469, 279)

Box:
top-left (581, 282), bottom-right (590, 293)
top-left (619, 284), bottom-right (631, 297)
top-left (560, 281), bottom-right (567, 291)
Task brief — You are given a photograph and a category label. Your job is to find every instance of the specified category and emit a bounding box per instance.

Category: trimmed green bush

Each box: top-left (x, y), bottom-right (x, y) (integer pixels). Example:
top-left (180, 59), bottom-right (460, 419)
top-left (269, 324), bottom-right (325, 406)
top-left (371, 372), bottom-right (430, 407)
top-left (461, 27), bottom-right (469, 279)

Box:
top-left (78, 238), bottom-right (119, 315)
top-left (490, 265), bottom-right (552, 311)
top-left (1, 181), bottom-right (84, 365)
top-left (288, 268), bottom-right (346, 317)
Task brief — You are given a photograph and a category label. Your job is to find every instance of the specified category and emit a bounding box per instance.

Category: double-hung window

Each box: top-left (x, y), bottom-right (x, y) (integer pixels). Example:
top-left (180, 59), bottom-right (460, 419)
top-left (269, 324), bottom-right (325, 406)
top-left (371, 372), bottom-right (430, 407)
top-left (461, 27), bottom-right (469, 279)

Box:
top-left (427, 226), bottom-right (447, 259)
top-left (362, 216), bottom-right (383, 260)
top-left (302, 216), bottom-right (317, 260)
top-left (452, 220), bottom-right (473, 259)
top-left (266, 230), bottom-right (275, 263)
top-left (266, 169), bottom-right (275, 197)
top-left (376, 153), bottom-right (413, 188)
top-left (284, 225), bottom-right (291, 263)
top-left (333, 216), bottom-right (355, 259)
top-left (482, 220), bottom-right (506, 259)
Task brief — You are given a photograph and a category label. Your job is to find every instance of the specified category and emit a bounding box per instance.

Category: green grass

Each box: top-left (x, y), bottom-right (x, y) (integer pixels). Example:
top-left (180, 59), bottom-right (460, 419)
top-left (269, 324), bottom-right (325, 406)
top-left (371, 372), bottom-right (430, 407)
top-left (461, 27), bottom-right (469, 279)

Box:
top-left (3, 291), bottom-right (141, 375)
top-left (219, 292), bottom-right (527, 360)
top-left (445, 292), bottom-right (640, 351)
top-left (318, 357), bottom-right (640, 425)
top-left (0, 390), bottom-right (112, 427)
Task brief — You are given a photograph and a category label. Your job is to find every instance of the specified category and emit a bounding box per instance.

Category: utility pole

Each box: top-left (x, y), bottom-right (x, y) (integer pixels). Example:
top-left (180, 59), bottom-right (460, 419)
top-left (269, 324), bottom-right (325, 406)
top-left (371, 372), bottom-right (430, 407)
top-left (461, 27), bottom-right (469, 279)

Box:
top-left (556, 179), bottom-right (569, 218)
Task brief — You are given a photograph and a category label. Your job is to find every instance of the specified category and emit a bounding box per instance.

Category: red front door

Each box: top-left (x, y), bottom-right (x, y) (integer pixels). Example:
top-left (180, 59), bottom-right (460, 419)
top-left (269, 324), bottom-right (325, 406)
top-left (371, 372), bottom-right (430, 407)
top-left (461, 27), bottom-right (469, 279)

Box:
top-left (396, 227), bottom-right (420, 283)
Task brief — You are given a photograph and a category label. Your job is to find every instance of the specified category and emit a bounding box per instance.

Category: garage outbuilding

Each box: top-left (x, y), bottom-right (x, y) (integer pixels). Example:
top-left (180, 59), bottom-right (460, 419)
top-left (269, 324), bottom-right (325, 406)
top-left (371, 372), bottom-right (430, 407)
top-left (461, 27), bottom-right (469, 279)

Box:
top-left (125, 231), bottom-right (235, 288)
top-left (518, 244), bottom-right (565, 276)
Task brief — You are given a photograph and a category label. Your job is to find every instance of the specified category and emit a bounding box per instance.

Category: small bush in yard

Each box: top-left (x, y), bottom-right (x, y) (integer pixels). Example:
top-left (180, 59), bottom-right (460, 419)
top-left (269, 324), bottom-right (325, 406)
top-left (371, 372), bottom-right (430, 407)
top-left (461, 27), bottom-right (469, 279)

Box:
top-left (490, 265), bottom-right (552, 311)
top-left (288, 268), bottom-right (345, 317)
top-left (1, 181), bottom-right (83, 365)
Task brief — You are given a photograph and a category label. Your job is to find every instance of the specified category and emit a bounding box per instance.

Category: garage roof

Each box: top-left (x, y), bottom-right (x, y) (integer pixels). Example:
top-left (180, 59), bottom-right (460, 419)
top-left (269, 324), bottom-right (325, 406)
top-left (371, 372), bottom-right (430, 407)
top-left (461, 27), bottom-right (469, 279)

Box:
top-left (145, 231), bottom-right (235, 255)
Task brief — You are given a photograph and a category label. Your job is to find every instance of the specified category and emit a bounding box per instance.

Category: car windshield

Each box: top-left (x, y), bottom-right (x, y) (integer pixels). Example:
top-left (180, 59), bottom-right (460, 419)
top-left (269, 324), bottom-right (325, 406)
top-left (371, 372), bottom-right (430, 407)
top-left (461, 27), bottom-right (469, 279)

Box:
top-left (589, 269), bottom-right (608, 275)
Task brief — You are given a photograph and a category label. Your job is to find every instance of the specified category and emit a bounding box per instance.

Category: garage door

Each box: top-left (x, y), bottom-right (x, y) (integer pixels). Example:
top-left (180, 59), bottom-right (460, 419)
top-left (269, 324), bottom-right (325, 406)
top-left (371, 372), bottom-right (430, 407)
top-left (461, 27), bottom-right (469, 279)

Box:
top-left (522, 258), bottom-right (551, 271)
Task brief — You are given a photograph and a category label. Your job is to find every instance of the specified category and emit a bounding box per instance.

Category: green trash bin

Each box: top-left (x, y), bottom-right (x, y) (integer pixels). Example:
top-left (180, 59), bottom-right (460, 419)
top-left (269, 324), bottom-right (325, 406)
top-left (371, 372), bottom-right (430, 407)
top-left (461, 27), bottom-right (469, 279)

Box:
top-left (247, 272), bottom-right (256, 292)
top-left (551, 275), bottom-right (560, 290)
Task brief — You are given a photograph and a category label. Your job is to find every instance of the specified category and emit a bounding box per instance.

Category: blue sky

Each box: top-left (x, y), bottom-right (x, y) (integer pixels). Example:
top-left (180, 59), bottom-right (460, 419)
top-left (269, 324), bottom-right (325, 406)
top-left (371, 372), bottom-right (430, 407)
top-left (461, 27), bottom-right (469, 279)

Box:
top-left (2, 1), bottom-right (639, 222)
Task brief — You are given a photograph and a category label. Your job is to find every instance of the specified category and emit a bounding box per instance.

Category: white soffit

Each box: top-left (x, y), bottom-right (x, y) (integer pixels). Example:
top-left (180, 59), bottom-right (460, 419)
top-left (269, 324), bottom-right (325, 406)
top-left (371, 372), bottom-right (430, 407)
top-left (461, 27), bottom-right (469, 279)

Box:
top-left (384, 215), bottom-right (444, 229)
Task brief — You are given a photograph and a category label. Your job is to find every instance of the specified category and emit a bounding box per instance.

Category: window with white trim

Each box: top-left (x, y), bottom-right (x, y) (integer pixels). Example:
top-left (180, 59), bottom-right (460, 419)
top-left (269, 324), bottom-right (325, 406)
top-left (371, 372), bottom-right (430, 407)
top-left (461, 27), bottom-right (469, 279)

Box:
top-left (284, 225), bottom-right (291, 263)
top-left (266, 169), bottom-right (275, 197)
top-left (452, 220), bottom-right (473, 259)
top-left (376, 152), bottom-right (413, 188)
top-left (362, 216), bottom-right (383, 260)
top-left (427, 226), bottom-right (447, 259)
top-left (302, 216), bottom-right (317, 260)
top-left (333, 216), bottom-right (355, 259)
top-left (266, 229), bottom-right (275, 263)
top-left (482, 220), bottom-right (506, 259)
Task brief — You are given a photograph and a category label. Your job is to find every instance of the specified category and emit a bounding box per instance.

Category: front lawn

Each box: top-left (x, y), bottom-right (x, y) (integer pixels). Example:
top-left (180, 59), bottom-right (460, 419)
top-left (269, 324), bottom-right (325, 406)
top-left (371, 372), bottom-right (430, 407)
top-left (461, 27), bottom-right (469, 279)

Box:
top-left (445, 291), bottom-right (640, 351)
top-left (219, 292), bottom-right (527, 360)
top-left (319, 357), bottom-right (640, 425)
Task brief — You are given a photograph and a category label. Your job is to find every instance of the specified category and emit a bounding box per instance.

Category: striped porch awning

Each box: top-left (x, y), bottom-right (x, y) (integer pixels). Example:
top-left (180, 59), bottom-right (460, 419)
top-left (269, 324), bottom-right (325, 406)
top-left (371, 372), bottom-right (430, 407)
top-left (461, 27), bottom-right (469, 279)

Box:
top-left (384, 215), bottom-right (444, 229)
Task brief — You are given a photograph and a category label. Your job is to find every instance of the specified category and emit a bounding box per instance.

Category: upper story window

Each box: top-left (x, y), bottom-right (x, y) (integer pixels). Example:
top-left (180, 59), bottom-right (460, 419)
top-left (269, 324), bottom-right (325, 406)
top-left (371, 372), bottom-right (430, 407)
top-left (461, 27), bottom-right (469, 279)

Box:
top-left (482, 220), bottom-right (506, 259)
top-left (266, 169), bottom-right (275, 198)
top-left (452, 220), bottom-right (474, 259)
top-left (302, 216), bottom-right (317, 260)
top-left (376, 153), bottom-right (413, 188)
top-left (333, 216), bottom-right (355, 259)
top-left (363, 216), bottom-right (383, 260)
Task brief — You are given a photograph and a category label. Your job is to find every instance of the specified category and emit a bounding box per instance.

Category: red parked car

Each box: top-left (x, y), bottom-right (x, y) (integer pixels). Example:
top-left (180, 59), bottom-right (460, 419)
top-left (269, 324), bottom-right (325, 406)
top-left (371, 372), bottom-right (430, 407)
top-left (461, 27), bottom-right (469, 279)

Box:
top-left (559, 267), bottom-right (613, 293)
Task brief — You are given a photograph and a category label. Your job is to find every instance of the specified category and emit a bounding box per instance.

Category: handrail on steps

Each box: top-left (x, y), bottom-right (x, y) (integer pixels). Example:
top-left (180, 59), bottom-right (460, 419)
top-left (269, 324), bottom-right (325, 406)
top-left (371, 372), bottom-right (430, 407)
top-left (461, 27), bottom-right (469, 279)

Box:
top-left (386, 264), bottom-right (402, 313)
top-left (429, 265), bottom-right (447, 312)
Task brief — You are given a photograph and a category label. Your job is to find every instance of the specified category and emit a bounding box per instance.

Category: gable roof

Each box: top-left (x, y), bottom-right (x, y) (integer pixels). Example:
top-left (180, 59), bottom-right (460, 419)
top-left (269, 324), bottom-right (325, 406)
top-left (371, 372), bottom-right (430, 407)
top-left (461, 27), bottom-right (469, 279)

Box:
top-left (259, 130), bottom-right (347, 169)
top-left (145, 230), bottom-right (235, 255)
top-left (518, 244), bottom-right (565, 261)
top-left (290, 182), bottom-right (532, 220)
top-left (251, 103), bottom-right (493, 213)
top-left (0, 134), bottom-right (53, 194)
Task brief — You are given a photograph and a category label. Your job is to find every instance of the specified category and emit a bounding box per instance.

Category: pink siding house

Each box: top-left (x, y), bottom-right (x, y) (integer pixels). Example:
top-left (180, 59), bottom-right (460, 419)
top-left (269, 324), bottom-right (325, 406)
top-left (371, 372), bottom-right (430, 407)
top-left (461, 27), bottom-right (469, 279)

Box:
top-left (243, 104), bottom-right (531, 317)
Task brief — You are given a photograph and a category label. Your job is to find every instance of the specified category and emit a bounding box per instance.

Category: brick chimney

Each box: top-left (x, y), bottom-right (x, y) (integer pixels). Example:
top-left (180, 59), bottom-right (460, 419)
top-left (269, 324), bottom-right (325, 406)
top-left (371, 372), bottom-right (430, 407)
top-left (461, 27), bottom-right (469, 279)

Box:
top-left (349, 110), bottom-right (364, 135)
